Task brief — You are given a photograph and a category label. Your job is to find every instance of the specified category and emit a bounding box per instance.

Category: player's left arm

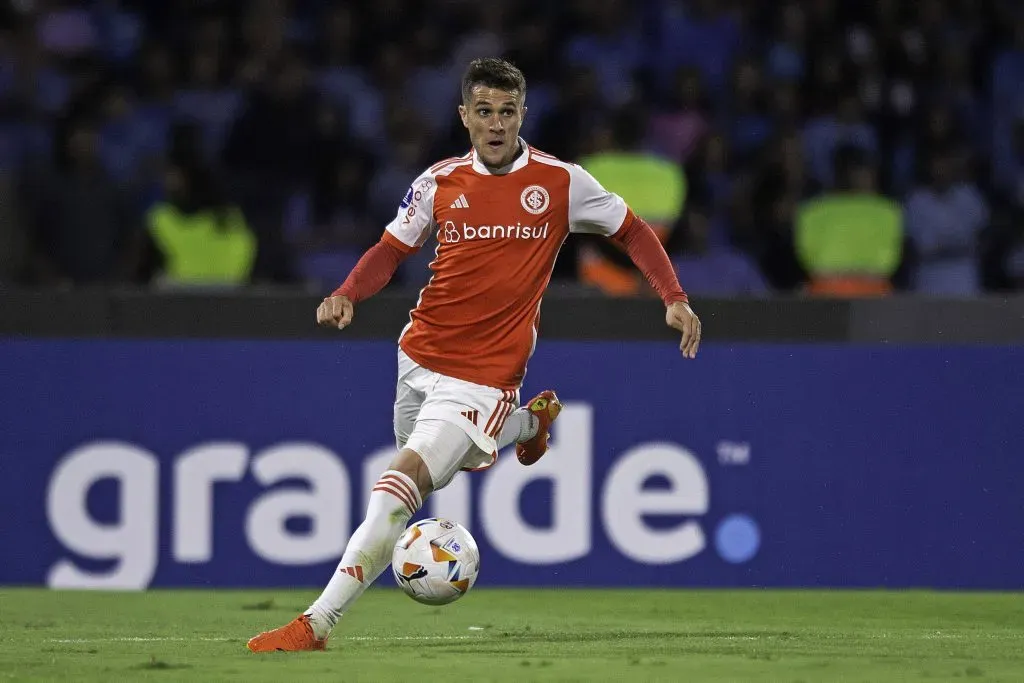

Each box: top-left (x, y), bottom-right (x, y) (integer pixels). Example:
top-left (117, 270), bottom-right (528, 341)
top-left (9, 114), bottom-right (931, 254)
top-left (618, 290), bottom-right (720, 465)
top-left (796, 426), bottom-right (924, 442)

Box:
top-left (567, 165), bottom-right (701, 359)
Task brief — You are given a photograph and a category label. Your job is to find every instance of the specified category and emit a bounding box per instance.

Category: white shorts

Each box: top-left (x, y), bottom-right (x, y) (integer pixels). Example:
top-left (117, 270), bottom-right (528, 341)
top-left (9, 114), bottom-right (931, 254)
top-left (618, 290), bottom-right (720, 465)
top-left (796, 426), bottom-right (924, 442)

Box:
top-left (394, 348), bottom-right (520, 489)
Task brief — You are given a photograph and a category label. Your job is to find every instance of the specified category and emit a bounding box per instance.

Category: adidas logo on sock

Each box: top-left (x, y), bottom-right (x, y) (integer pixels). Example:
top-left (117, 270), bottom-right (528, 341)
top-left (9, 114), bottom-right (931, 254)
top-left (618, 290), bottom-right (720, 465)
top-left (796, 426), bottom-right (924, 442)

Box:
top-left (340, 565), bottom-right (364, 582)
top-left (449, 194), bottom-right (469, 209)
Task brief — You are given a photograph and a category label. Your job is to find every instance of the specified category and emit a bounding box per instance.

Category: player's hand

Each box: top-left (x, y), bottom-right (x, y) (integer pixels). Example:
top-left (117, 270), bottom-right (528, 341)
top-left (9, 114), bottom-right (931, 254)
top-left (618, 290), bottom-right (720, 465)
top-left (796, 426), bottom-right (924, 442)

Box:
top-left (666, 301), bottom-right (701, 359)
top-left (317, 295), bottom-right (354, 330)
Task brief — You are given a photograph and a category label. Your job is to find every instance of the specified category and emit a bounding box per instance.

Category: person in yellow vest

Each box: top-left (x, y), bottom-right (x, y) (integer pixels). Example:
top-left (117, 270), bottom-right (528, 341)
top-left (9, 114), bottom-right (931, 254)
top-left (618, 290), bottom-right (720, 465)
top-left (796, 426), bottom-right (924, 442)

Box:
top-left (795, 146), bottom-right (903, 297)
top-left (577, 106), bottom-right (687, 296)
top-left (145, 158), bottom-right (256, 288)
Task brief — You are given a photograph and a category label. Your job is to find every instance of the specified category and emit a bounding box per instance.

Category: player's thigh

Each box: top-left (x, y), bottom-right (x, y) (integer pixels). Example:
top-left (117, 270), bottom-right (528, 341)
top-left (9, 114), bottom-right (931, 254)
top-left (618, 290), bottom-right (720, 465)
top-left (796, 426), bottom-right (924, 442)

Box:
top-left (417, 375), bottom-right (517, 458)
top-left (403, 418), bottom-right (486, 492)
top-left (393, 353), bottom-right (427, 449)
top-left (394, 383), bottom-right (425, 450)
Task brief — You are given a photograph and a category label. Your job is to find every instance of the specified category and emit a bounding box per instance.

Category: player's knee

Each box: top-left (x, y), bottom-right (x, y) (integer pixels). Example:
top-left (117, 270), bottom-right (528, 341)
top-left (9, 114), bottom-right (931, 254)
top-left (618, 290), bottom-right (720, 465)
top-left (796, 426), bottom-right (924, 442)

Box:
top-left (389, 448), bottom-right (434, 500)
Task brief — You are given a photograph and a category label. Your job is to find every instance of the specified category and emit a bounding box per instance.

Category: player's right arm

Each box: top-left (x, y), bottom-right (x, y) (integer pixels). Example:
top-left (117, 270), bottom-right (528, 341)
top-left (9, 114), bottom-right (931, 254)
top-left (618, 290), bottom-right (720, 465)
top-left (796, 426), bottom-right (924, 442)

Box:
top-left (317, 173), bottom-right (438, 330)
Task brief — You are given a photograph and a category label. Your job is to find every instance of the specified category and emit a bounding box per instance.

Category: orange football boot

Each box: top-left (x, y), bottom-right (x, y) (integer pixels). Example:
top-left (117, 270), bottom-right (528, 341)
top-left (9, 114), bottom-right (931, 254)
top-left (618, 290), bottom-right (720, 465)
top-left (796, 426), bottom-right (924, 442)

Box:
top-left (516, 390), bottom-right (563, 466)
top-left (247, 614), bottom-right (327, 653)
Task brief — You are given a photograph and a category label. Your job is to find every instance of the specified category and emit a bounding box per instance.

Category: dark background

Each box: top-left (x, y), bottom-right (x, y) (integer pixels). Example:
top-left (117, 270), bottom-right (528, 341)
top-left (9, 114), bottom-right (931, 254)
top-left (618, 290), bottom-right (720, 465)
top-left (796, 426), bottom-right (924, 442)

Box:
top-left (3, 0), bottom-right (1024, 298)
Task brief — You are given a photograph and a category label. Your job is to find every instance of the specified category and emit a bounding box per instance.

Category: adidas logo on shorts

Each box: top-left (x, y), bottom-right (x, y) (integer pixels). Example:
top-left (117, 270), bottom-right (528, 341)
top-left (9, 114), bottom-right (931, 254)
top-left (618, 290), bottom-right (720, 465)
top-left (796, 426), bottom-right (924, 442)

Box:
top-left (460, 409), bottom-right (479, 426)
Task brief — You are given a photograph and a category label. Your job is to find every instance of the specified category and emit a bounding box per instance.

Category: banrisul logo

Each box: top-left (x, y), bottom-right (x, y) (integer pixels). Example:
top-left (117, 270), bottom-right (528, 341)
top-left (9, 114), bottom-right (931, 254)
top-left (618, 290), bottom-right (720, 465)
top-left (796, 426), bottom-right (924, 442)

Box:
top-left (438, 220), bottom-right (549, 244)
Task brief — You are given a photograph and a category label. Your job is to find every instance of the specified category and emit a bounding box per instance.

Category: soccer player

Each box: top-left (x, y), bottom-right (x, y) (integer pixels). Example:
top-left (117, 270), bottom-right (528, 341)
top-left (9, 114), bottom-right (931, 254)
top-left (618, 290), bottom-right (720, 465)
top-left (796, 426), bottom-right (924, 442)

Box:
top-left (247, 58), bottom-right (701, 652)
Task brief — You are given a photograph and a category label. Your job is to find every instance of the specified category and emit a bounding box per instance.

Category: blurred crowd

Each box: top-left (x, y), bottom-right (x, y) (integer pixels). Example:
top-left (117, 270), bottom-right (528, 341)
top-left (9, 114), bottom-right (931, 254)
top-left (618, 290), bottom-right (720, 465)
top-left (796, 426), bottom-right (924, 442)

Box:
top-left (2, 0), bottom-right (1024, 296)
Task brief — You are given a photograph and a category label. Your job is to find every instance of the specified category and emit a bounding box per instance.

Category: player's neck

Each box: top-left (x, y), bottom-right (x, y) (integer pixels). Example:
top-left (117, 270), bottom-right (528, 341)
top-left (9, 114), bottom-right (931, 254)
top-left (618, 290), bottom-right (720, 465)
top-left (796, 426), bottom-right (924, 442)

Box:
top-left (483, 140), bottom-right (525, 172)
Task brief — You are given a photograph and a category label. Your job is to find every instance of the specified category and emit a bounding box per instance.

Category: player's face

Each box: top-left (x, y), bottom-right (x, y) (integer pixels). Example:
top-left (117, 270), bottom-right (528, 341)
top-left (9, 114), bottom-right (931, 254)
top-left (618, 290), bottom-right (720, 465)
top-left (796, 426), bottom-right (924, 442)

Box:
top-left (459, 86), bottom-right (526, 169)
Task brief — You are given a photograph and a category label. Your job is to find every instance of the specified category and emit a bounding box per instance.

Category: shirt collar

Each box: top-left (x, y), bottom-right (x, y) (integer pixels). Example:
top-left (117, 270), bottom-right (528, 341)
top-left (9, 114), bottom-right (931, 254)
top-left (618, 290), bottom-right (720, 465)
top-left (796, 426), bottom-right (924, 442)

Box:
top-left (471, 137), bottom-right (531, 175)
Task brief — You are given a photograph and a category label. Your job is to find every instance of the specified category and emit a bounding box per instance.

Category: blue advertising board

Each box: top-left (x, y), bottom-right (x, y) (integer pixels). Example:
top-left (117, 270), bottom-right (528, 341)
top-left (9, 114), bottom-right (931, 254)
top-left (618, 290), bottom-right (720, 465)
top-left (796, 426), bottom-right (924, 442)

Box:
top-left (0, 339), bottom-right (1021, 589)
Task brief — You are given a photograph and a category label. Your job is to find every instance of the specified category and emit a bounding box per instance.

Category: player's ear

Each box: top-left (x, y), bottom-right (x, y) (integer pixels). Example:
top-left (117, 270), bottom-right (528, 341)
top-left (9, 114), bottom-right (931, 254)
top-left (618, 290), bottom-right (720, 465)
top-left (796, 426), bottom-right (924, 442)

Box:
top-left (458, 104), bottom-right (469, 129)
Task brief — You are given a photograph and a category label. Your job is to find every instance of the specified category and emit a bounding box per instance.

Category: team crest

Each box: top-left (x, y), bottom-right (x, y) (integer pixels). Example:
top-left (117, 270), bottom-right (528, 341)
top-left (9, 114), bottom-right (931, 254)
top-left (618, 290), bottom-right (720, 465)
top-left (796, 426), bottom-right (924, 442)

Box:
top-left (520, 185), bottom-right (550, 215)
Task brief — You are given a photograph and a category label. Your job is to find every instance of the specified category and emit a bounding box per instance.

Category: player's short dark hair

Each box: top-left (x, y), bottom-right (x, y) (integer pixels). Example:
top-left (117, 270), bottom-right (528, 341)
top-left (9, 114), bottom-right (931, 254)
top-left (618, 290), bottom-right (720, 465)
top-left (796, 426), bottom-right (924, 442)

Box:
top-left (461, 58), bottom-right (527, 104)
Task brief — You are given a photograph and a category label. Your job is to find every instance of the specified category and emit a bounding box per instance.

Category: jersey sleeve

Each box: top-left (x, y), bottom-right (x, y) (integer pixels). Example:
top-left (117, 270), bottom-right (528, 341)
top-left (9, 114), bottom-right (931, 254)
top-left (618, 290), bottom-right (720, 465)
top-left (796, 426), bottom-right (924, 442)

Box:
top-left (566, 163), bottom-right (629, 237)
top-left (384, 171), bottom-right (438, 249)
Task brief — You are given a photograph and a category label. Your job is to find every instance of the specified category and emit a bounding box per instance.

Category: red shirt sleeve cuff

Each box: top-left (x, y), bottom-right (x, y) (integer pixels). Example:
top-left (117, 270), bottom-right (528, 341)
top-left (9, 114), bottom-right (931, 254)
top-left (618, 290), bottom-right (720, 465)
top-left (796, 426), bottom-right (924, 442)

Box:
top-left (611, 212), bottom-right (689, 305)
top-left (331, 233), bottom-right (412, 302)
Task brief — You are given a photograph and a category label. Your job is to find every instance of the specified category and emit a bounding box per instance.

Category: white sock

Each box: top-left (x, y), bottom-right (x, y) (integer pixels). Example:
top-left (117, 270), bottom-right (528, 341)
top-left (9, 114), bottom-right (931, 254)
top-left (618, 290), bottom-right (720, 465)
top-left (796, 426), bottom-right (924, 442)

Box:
top-left (497, 407), bottom-right (539, 450)
top-left (305, 470), bottom-right (422, 639)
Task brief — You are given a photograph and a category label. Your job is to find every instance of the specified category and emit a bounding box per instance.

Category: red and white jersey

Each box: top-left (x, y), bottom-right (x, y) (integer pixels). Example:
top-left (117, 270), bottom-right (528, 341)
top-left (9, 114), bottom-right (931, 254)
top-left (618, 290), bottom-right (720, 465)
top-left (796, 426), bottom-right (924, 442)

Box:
top-left (383, 139), bottom-right (630, 391)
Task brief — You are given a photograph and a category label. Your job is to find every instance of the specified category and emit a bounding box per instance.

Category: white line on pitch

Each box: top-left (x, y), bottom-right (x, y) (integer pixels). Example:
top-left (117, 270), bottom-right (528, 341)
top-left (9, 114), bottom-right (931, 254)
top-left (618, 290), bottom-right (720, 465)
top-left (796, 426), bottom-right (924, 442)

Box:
top-left (46, 635), bottom-right (479, 644)
top-left (47, 637), bottom-right (230, 643)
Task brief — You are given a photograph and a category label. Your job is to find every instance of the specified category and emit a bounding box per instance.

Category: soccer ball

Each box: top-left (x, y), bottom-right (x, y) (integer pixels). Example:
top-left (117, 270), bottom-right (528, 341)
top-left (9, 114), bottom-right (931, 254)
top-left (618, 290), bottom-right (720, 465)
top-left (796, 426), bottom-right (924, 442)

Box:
top-left (391, 517), bottom-right (480, 606)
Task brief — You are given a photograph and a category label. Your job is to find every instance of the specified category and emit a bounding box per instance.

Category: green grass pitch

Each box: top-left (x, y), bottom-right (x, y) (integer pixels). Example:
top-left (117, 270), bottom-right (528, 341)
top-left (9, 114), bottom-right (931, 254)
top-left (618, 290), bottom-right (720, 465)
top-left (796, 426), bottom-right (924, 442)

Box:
top-left (2, 587), bottom-right (1022, 681)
